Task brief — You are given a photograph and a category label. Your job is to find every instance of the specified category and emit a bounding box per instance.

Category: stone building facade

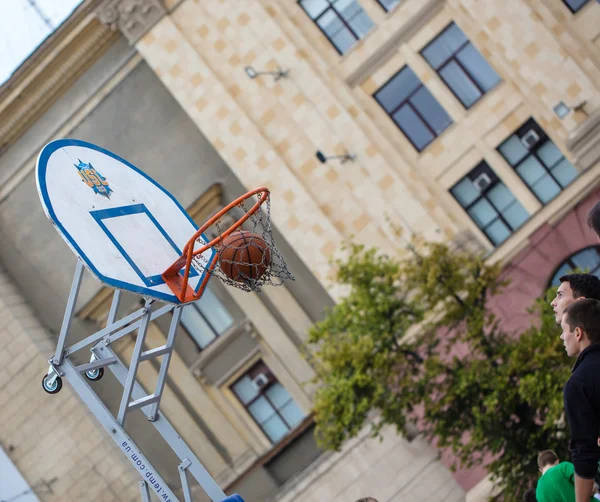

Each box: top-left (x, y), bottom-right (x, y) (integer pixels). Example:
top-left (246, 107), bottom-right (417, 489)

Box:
top-left (0, 0), bottom-right (599, 501)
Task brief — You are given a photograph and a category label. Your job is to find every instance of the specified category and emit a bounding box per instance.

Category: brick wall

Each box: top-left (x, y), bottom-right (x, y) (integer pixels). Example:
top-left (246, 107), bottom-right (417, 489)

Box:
top-left (0, 267), bottom-right (141, 501)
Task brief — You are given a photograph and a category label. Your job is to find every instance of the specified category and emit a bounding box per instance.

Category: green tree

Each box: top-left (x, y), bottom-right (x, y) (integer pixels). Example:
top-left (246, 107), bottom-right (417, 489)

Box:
top-left (308, 241), bottom-right (571, 501)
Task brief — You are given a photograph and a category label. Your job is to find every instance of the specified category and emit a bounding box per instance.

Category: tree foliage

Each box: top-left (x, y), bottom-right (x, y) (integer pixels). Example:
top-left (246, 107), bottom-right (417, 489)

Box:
top-left (308, 241), bottom-right (571, 501)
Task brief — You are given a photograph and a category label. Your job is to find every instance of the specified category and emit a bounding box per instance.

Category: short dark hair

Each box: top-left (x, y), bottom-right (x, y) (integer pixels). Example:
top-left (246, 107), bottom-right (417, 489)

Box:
top-left (564, 299), bottom-right (600, 344)
top-left (559, 274), bottom-right (600, 300)
top-left (538, 450), bottom-right (559, 469)
top-left (523, 487), bottom-right (538, 502)
top-left (356, 499), bottom-right (378, 502)
top-left (587, 201), bottom-right (600, 237)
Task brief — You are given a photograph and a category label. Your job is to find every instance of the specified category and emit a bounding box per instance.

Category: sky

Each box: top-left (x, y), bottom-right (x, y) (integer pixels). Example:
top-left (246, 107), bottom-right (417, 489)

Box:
top-left (0, 0), bottom-right (84, 86)
top-left (0, 2), bottom-right (82, 497)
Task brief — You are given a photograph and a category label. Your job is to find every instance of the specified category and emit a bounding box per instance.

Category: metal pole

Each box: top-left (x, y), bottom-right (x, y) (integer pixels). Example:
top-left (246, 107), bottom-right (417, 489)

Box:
top-left (60, 357), bottom-right (179, 502)
top-left (53, 260), bottom-right (84, 365)
top-left (94, 344), bottom-right (227, 501)
top-left (117, 299), bottom-right (153, 426)
top-left (147, 306), bottom-right (183, 421)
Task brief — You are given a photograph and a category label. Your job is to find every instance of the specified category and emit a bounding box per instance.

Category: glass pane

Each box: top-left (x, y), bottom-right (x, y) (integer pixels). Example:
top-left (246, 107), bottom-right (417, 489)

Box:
top-left (336, 0), bottom-right (373, 38)
top-left (262, 414), bottom-right (289, 443)
top-left (421, 23), bottom-right (468, 69)
top-left (564, 0), bottom-right (590, 12)
top-left (532, 175), bottom-right (561, 204)
top-left (279, 401), bottom-right (306, 428)
top-left (379, 0), bottom-right (402, 11)
top-left (468, 199), bottom-right (498, 227)
top-left (439, 61), bottom-right (482, 108)
top-left (498, 136), bottom-right (528, 166)
top-left (516, 156), bottom-right (547, 186)
top-left (485, 219), bottom-right (511, 245)
top-left (456, 43), bottom-right (500, 92)
top-left (551, 158), bottom-right (578, 187)
top-left (537, 142), bottom-right (563, 168)
top-left (374, 67), bottom-right (421, 113)
top-left (410, 86), bottom-right (453, 135)
top-left (571, 248), bottom-right (600, 274)
top-left (393, 105), bottom-right (434, 151)
top-left (551, 263), bottom-right (572, 286)
top-left (196, 289), bottom-right (234, 335)
top-left (451, 178), bottom-right (479, 207)
top-left (346, 10), bottom-right (374, 38)
top-left (248, 396), bottom-right (276, 423)
top-left (265, 383), bottom-right (292, 408)
top-left (300, 0), bottom-right (330, 19)
top-left (181, 306), bottom-right (216, 349)
top-left (317, 10), bottom-right (356, 54)
top-left (231, 376), bottom-right (258, 405)
top-left (487, 184), bottom-right (514, 212)
top-left (502, 201), bottom-right (529, 230)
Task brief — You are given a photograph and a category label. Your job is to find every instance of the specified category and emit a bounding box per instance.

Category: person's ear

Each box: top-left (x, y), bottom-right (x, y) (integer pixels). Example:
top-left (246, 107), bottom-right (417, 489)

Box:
top-left (575, 327), bottom-right (584, 342)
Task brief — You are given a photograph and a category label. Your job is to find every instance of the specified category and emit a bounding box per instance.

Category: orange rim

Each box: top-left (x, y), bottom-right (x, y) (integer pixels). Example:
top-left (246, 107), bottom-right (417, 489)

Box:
top-left (163, 187), bottom-right (270, 302)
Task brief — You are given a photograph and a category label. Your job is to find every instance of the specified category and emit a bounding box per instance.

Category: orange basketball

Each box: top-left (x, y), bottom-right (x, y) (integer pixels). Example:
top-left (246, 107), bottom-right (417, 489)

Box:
top-left (218, 231), bottom-right (271, 282)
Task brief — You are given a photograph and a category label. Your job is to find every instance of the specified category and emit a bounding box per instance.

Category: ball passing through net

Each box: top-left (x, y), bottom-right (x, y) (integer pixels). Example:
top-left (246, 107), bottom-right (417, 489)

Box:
top-left (162, 187), bottom-right (294, 302)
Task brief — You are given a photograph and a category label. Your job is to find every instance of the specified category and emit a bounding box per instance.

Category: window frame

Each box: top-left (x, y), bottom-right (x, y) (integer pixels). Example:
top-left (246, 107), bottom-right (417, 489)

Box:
top-left (177, 282), bottom-right (245, 354)
top-left (376, 0), bottom-right (402, 12)
top-left (297, 0), bottom-right (372, 55)
top-left (450, 161), bottom-right (528, 246)
top-left (562, 0), bottom-right (590, 14)
top-left (497, 118), bottom-right (577, 205)
top-left (420, 22), bottom-right (500, 109)
top-left (373, 65), bottom-right (453, 152)
top-left (231, 361), bottom-right (305, 444)
top-left (547, 246), bottom-right (600, 288)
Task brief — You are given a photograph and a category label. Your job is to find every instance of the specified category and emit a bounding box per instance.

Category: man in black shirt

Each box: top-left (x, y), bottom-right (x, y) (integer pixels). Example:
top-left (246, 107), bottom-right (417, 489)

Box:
top-left (562, 299), bottom-right (600, 502)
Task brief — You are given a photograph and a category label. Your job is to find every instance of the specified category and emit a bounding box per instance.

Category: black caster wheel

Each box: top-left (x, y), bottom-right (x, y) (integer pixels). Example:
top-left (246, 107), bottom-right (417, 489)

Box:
top-left (42, 374), bottom-right (62, 394)
top-left (85, 367), bottom-right (104, 382)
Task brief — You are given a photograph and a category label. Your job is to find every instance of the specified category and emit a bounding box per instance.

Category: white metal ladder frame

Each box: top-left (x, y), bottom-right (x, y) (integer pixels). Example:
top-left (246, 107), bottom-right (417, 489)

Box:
top-left (43, 260), bottom-right (242, 502)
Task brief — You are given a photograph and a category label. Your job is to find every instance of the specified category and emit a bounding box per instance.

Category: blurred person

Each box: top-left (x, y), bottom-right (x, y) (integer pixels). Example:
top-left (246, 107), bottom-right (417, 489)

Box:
top-left (587, 202), bottom-right (600, 242)
top-left (561, 300), bottom-right (600, 501)
top-left (535, 450), bottom-right (586, 502)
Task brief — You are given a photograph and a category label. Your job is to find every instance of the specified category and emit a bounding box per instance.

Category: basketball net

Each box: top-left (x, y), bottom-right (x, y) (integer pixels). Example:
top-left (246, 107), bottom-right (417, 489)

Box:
top-left (163, 188), bottom-right (294, 302)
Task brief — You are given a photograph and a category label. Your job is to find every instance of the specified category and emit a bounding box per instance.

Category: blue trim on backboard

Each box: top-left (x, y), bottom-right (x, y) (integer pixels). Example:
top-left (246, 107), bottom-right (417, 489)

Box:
top-left (89, 204), bottom-right (199, 287)
top-left (36, 139), bottom-right (217, 304)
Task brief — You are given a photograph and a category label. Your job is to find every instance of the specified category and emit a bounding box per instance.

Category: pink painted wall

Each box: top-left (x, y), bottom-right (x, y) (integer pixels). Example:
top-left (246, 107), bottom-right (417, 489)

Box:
top-left (445, 188), bottom-right (600, 492)
top-left (490, 188), bottom-right (600, 334)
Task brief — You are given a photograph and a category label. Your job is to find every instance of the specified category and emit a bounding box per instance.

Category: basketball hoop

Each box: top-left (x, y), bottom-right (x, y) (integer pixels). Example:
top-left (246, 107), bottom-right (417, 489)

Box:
top-left (162, 187), bottom-right (294, 303)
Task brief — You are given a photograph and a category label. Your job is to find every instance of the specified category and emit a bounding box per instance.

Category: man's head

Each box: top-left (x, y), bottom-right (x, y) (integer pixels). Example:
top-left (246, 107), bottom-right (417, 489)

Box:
top-left (355, 498), bottom-right (378, 502)
top-left (551, 274), bottom-right (600, 323)
top-left (537, 450), bottom-right (559, 473)
top-left (561, 299), bottom-right (600, 357)
top-left (587, 201), bottom-right (600, 242)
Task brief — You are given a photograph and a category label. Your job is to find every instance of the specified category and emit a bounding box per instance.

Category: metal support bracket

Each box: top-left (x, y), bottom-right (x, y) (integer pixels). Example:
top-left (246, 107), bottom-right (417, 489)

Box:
top-left (42, 260), bottom-right (234, 502)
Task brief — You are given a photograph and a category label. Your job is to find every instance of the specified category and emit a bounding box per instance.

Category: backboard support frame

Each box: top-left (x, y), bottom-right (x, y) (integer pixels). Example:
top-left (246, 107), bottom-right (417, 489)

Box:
top-left (43, 259), bottom-right (242, 502)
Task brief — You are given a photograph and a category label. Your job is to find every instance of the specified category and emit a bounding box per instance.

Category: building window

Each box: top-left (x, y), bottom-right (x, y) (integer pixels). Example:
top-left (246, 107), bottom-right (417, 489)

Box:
top-left (497, 118), bottom-right (578, 205)
top-left (549, 246), bottom-right (600, 287)
top-left (421, 22), bottom-right (501, 109)
top-left (376, 0), bottom-right (401, 11)
top-left (181, 287), bottom-right (234, 349)
top-left (562, 0), bottom-right (590, 13)
top-left (298, 0), bottom-right (374, 55)
top-left (451, 161), bottom-right (529, 245)
top-left (231, 361), bottom-right (306, 443)
top-left (374, 66), bottom-right (453, 151)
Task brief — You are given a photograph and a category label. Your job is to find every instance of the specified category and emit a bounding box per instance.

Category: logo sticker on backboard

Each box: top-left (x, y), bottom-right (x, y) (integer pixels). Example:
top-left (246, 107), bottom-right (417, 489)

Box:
top-left (74, 159), bottom-right (113, 198)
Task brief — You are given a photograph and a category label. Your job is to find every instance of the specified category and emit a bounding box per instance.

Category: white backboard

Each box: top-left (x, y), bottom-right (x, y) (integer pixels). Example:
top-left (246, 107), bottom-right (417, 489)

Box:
top-left (36, 139), bottom-right (216, 304)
